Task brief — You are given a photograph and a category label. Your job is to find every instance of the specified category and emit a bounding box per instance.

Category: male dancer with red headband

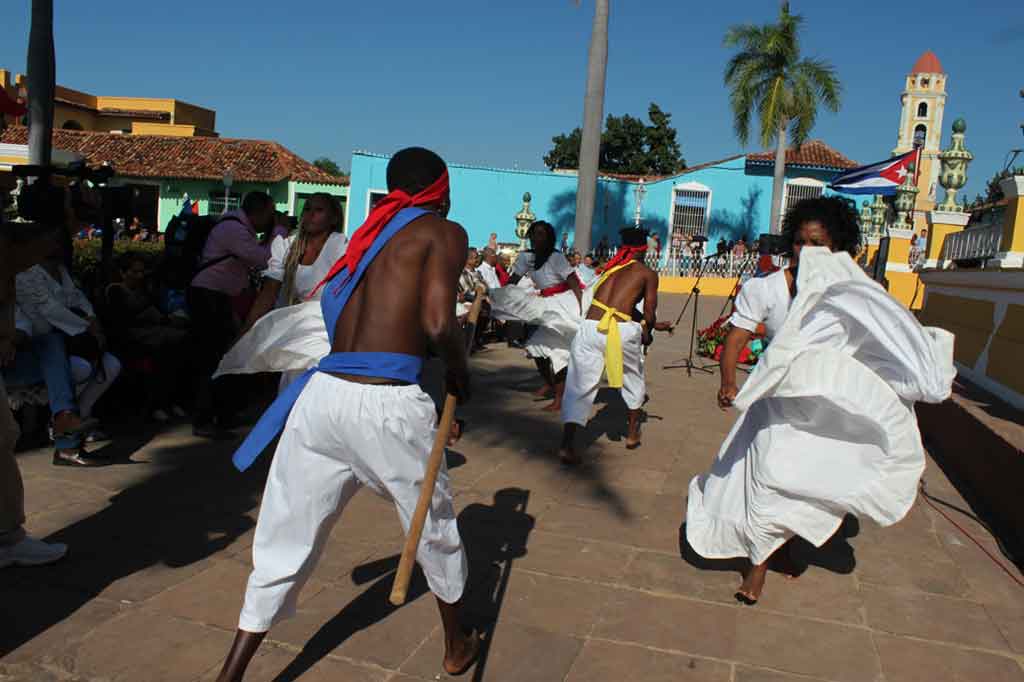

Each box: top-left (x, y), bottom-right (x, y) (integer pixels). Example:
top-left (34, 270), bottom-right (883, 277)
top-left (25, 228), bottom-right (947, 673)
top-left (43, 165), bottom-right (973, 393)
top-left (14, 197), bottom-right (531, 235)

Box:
top-left (559, 228), bottom-right (664, 465)
top-left (215, 148), bottom-right (479, 681)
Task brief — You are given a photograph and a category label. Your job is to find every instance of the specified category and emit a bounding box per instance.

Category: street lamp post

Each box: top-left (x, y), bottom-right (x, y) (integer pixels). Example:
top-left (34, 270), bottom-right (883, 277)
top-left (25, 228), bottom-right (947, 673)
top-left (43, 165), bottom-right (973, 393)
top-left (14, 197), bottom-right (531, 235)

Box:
top-left (222, 169), bottom-right (233, 214)
top-left (633, 178), bottom-right (646, 229)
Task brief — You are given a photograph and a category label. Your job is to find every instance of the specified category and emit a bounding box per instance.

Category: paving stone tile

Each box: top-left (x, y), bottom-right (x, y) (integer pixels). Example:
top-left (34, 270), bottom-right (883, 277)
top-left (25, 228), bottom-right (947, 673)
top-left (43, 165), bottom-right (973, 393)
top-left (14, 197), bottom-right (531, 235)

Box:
top-left (937, 531), bottom-right (1024, 608)
top-left (400, 620), bottom-right (583, 682)
top-left (268, 584), bottom-right (440, 670)
top-left (565, 640), bottom-right (731, 681)
top-left (621, 550), bottom-right (740, 604)
top-left (68, 610), bottom-right (233, 681)
top-left (144, 559), bottom-right (326, 631)
top-left (735, 610), bottom-right (879, 682)
top-left (197, 641), bottom-right (389, 682)
top-left (853, 538), bottom-right (971, 597)
top-left (511, 530), bottom-right (635, 583)
top-left (873, 632), bottom-right (1024, 682)
top-left (861, 583), bottom-right (1010, 650)
top-left (985, 602), bottom-right (1024, 654)
top-left (749, 567), bottom-right (864, 625)
top-left (593, 589), bottom-right (737, 659)
top-left (569, 464), bottom-right (668, 498)
top-left (734, 667), bottom-right (833, 682)
top-left (1, 585), bottom-right (123, 662)
top-left (470, 569), bottom-right (615, 637)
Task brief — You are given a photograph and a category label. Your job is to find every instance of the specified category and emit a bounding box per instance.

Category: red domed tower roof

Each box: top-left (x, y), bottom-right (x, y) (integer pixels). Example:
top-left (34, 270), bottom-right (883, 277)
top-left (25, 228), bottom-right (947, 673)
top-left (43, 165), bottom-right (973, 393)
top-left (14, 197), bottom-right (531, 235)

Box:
top-left (911, 50), bottom-right (943, 74)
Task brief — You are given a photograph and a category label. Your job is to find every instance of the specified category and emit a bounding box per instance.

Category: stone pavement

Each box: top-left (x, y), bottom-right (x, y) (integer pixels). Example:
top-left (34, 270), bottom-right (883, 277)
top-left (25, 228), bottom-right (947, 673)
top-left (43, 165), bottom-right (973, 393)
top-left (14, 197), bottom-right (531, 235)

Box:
top-left (3, 294), bottom-right (1024, 682)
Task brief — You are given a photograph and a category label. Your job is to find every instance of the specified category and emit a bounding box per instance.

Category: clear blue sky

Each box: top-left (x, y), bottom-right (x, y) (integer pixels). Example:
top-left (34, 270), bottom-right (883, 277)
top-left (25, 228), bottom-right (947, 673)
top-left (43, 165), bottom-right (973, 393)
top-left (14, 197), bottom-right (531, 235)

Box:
top-left (2, 1), bottom-right (1021, 198)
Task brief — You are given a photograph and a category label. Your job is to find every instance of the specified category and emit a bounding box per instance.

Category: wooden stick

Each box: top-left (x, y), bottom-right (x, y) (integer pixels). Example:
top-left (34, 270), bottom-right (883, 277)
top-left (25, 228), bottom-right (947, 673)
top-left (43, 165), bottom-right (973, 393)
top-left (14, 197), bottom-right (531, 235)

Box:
top-left (389, 287), bottom-right (486, 606)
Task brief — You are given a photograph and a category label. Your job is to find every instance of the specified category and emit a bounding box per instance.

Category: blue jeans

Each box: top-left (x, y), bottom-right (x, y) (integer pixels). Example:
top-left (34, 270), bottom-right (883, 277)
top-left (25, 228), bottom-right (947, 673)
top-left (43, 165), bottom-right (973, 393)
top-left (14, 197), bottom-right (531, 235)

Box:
top-left (2, 332), bottom-right (77, 416)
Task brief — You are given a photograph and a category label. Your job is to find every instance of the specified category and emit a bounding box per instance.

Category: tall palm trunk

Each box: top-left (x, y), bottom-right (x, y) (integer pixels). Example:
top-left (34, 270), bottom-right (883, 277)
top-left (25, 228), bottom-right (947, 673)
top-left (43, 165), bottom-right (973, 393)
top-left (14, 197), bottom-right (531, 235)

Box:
top-left (27, 0), bottom-right (55, 166)
top-left (768, 121), bottom-right (787, 235)
top-left (573, 0), bottom-right (608, 256)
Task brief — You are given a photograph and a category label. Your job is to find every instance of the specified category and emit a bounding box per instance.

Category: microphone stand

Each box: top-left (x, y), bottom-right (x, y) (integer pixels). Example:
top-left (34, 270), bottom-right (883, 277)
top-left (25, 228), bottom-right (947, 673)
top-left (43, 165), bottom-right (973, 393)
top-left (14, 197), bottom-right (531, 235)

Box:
top-left (663, 254), bottom-right (718, 376)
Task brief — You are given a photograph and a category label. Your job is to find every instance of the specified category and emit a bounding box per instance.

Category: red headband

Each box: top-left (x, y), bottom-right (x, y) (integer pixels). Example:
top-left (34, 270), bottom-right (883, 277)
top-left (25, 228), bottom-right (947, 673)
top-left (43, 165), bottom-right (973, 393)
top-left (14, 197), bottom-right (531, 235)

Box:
top-left (311, 170), bottom-right (450, 297)
top-left (600, 244), bottom-right (647, 273)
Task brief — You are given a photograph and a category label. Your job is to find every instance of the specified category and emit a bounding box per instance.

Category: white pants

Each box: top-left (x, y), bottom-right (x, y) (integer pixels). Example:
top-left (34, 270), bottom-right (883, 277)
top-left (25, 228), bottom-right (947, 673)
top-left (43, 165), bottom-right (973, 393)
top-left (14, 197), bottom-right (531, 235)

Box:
top-left (238, 373), bottom-right (467, 632)
top-left (561, 320), bottom-right (645, 426)
top-left (69, 353), bottom-right (122, 419)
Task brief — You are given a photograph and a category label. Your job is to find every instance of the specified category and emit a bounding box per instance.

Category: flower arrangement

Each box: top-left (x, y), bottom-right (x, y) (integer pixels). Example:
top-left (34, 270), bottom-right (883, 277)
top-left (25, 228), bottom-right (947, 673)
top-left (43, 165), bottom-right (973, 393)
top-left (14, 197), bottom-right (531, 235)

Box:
top-left (697, 315), bottom-right (765, 364)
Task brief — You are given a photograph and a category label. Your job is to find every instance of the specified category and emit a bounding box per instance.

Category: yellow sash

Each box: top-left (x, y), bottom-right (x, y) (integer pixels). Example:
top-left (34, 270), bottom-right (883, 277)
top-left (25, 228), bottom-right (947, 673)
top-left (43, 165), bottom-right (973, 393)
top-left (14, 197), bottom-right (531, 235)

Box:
top-left (590, 261), bottom-right (636, 388)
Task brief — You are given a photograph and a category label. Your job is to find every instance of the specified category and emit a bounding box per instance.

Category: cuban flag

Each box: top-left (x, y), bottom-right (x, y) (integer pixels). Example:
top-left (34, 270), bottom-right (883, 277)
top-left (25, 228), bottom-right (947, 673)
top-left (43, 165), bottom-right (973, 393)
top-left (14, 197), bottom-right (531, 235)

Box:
top-left (829, 149), bottom-right (920, 196)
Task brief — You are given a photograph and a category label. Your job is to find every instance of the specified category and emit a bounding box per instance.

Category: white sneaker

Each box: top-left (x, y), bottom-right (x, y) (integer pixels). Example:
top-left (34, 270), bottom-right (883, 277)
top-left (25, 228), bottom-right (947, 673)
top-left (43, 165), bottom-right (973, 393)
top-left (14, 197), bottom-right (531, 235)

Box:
top-left (0, 536), bottom-right (68, 568)
top-left (152, 409), bottom-right (170, 422)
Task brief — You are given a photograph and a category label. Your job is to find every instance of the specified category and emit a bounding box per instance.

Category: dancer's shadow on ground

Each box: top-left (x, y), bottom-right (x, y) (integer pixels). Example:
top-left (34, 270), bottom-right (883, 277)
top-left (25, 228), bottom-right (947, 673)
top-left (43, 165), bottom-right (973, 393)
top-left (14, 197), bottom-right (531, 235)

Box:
top-left (677, 514), bottom-right (859, 579)
top-left (273, 488), bottom-right (535, 682)
top-left (573, 388), bottom-right (661, 453)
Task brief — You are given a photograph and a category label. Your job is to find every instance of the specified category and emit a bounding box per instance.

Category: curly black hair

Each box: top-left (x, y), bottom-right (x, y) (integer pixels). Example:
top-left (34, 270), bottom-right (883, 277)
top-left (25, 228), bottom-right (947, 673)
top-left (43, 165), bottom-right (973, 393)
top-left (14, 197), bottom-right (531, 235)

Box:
top-left (780, 196), bottom-right (861, 257)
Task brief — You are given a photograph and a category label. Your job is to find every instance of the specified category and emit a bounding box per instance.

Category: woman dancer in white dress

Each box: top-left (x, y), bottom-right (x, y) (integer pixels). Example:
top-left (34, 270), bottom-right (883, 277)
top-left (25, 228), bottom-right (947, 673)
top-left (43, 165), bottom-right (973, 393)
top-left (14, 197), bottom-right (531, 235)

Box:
top-left (490, 221), bottom-right (582, 411)
top-left (237, 194), bottom-right (347, 390)
top-left (687, 197), bottom-right (954, 605)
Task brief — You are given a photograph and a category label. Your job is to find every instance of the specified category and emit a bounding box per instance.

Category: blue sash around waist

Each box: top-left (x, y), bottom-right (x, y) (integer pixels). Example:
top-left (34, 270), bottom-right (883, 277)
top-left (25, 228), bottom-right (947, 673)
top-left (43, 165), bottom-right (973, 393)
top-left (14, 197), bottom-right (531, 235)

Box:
top-left (231, 207), bottom-right (431, 472)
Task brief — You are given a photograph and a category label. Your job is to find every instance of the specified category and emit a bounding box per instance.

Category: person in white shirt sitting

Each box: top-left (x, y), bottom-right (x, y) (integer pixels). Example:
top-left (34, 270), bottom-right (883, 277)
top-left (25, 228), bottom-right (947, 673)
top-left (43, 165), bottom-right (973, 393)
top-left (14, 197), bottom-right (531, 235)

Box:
top-left (15, 238), bottom-right (121, 446)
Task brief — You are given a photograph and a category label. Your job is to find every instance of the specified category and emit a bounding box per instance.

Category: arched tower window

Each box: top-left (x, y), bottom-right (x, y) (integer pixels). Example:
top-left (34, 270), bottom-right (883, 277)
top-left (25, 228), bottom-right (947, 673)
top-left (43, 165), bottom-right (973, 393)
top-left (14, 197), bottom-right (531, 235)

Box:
top-left (61, 119), bottom-right (83, 131)
top-left (916, 102), bottom-right (928, 118)
top-left (913, 124), bottom-right (927, 149)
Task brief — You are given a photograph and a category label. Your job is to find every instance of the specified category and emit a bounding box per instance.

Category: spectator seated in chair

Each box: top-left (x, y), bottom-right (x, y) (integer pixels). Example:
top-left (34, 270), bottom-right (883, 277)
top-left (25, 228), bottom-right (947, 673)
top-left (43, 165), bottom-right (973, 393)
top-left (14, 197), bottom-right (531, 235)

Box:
top-left (103, 254), bottom-right (189, 422)
top-left (15, 233), bottom-right (120, 444)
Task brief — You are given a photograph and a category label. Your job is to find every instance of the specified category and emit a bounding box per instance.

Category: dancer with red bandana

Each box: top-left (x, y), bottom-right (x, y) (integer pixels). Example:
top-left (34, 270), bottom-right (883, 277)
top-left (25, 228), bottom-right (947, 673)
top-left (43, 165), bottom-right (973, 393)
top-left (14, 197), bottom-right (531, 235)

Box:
top-left (214, 148), bottom-right (479, 681)
top-left (489, 221), bottom-right (583, 411)
top-left (559, 228), bottom-right (666, 465)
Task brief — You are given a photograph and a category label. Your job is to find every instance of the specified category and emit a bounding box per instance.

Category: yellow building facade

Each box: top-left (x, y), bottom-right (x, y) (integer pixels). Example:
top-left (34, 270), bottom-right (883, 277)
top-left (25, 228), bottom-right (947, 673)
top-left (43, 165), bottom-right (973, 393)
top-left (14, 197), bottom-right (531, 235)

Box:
top-left (1, 68), bottom-right (216, 137)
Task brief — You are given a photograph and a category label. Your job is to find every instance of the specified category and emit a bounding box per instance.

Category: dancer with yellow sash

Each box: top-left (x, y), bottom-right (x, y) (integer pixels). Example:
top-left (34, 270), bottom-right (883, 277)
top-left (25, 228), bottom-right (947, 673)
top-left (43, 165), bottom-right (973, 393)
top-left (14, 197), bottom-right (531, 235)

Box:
top-left (559, 228), bottom-right (663, 465)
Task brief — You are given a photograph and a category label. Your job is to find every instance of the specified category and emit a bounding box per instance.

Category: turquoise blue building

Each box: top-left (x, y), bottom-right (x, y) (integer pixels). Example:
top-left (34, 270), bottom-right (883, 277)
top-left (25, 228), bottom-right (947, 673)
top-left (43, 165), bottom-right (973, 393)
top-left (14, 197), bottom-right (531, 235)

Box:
top-left (346, 141), bottom-right (861, 258)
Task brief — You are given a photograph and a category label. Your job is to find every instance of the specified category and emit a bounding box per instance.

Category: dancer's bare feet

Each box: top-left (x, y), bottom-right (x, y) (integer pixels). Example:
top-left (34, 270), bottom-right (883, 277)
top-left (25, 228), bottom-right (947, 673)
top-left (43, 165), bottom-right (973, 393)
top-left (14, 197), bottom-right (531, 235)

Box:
top-left (625, 409), bottom-right (642, 449)
top-left (736, 561), bottom-right (768, 605)
top-left (533, 383), bottom-right (553, 398)
top-left (542, 399), bottom-right (561, 412)
top-left (559, 445), bottom-right (581, 467)
top-left (443, 627), bottom-right (481, 675)
top-left (447, 419), bottom-right (465, 446)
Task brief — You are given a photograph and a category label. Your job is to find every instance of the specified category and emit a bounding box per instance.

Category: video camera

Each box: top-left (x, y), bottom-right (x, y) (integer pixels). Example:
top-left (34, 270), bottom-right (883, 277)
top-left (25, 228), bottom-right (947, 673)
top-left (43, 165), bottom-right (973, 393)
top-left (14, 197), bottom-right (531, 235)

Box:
top-left (10, 161), bottom-right (116, 225)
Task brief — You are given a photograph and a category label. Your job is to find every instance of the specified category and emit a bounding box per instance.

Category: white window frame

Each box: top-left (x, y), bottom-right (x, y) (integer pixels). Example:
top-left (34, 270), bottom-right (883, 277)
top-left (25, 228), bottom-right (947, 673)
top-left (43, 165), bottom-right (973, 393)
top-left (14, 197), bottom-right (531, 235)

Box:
top-left (782, 177), bottom-right (825, 220)
top-left (365, 188), bottom-right (388, 218)
top-left (668, 181), bottom-right (712, 248)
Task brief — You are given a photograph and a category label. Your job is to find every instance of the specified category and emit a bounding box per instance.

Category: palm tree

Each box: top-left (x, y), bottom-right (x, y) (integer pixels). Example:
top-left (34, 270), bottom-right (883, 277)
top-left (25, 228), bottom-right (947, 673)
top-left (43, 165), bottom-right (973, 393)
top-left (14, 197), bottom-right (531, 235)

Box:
top-left (27, 0), bottom-right (55, 166)
top-left (724, 2), bottom-right (841, 234)
top-left (572, 0), bottom-right (609, 256)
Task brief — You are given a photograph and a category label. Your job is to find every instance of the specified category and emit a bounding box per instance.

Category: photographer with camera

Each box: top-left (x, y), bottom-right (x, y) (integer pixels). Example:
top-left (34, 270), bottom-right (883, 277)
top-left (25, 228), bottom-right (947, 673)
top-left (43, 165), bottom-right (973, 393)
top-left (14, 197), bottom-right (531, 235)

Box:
top-left (188, 191), bottom-right (276, 438)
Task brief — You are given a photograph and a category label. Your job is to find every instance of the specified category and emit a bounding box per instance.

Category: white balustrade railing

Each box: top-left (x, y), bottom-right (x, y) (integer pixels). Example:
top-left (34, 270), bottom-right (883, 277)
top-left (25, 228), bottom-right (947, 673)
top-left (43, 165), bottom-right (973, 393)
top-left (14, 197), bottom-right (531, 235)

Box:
top-left (587, 247), bottom-right (782, 279)
top-left (940, 224), bottom-right (1003, 264)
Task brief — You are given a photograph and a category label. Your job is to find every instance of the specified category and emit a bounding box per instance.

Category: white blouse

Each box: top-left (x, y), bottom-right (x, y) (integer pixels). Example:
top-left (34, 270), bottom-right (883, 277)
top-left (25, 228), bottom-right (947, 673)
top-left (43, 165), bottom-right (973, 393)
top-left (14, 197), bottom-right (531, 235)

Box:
top-left (728, 269), bottom-right (792, 340)
top-left (264, 232), bottom-right (348, 305)
top-left (513, 251), bottom-right (575, 290)
top-left (16, 264), bottom-right (94, 337)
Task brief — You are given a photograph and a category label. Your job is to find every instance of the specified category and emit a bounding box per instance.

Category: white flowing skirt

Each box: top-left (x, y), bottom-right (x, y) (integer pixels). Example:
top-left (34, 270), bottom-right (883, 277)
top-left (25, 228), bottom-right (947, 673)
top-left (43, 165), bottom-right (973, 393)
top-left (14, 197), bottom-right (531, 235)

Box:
top-left (215, 302), bottom-right (329, 379)
top-left (490, 285), bottom-right (581, 374)
top-left (685, 247), bottom-right (955, 566)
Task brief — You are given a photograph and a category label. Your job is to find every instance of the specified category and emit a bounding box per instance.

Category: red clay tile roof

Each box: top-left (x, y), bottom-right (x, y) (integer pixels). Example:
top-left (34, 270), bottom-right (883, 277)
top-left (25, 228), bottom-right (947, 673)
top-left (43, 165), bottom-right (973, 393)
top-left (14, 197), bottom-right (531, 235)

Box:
top-left (0, 126), bottom-right (347, 186)
top-left (746, 140), bottom-right (858, 170)
top-left (911, 50), bottom-right (943, 75)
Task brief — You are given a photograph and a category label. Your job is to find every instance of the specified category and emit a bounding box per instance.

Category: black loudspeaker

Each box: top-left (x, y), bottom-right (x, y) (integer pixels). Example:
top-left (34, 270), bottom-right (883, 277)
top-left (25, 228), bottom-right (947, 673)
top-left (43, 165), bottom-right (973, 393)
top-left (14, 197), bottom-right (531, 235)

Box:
top-left (758, 234), bottom-right (788, 255)
top-left (872, 237), bottom-right (891, 288)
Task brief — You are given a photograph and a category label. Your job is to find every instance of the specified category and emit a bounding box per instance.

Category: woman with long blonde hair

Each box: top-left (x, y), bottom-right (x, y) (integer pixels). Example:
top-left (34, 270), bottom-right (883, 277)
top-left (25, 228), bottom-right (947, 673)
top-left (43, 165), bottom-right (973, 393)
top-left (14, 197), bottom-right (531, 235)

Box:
top-left (238, 193), bottom-right (347, 389)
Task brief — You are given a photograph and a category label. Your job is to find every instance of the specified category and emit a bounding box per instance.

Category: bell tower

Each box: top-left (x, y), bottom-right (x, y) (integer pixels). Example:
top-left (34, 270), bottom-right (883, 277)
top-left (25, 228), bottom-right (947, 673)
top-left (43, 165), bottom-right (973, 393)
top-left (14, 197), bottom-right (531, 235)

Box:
top-left (893, 50), bottom-right (947, 231)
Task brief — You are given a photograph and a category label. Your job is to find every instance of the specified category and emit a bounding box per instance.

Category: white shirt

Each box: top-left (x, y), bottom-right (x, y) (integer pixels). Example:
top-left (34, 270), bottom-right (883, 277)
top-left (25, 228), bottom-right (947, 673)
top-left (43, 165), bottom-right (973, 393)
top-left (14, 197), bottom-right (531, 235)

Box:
top-left (575, 264), bottom-right (597, 286)
top-left (728, 269), bottom-right (791, 340)
top-left (264, 232), bottom-right (348, 305)
top-left (16, 264), bottom-right (94, 336)
top-left (513, 251), bottom-right (575, 290)
top-left (476, 261), bottom-right (501, 290)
